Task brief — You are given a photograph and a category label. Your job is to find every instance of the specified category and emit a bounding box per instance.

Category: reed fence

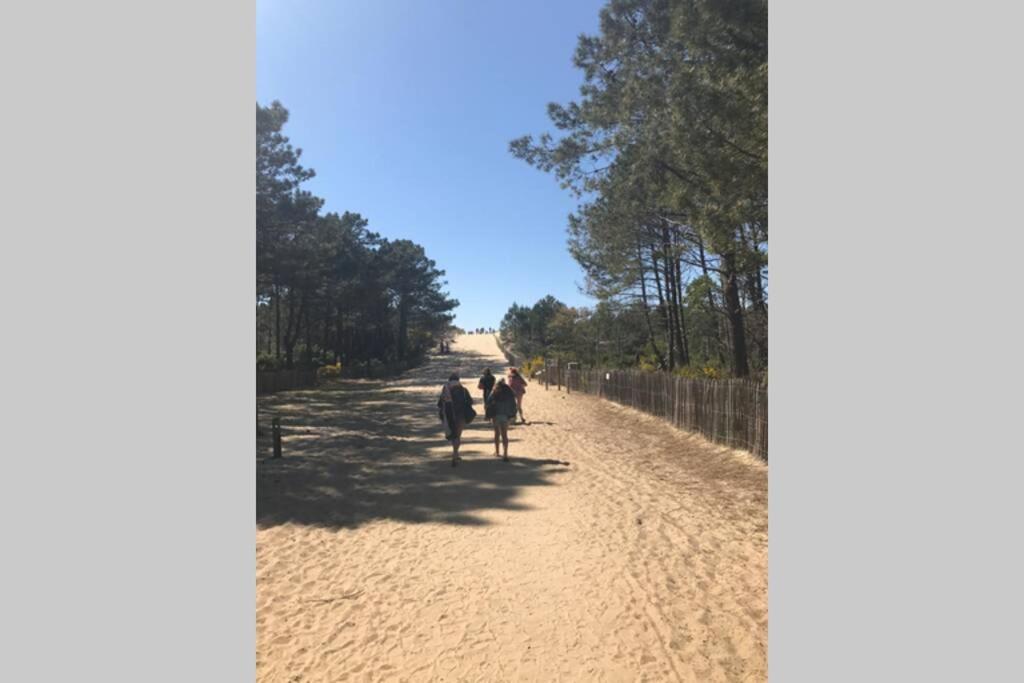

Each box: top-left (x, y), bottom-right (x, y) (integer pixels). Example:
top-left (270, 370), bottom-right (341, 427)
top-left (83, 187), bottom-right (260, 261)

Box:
top-left (256, 369), bottom-right (318, 395)
top-left (551, 363), bottom-right (767, 460)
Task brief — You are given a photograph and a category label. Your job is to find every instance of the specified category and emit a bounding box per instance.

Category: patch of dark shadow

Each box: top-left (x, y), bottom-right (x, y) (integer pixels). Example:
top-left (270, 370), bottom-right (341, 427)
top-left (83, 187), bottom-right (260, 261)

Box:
top-left (257, 453), bottom-right (555, 529)
top-left (257, 345), bottom-right (565, 530)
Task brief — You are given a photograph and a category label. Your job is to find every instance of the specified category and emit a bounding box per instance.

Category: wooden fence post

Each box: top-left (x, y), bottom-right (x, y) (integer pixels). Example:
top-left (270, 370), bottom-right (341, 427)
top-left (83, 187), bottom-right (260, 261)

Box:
top-left (272, 417), bottom-right (282, 459)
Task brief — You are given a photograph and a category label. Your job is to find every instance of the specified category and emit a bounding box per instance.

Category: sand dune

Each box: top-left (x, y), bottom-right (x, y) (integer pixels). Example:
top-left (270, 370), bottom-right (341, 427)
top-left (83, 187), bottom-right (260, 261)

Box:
top-left (257, 333), bottom-right (767, 682)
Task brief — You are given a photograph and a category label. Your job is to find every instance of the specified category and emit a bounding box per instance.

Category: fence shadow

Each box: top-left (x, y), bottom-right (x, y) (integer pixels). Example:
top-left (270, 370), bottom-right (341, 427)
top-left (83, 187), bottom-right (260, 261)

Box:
top-left (257, 343), bottom-right (568, 530)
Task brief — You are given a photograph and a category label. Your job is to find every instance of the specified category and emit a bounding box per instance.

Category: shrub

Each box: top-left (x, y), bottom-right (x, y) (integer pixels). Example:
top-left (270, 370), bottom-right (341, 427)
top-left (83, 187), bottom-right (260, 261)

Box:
top-left (675, 363), bottom-right (727, 380)
top-left (257, 354), bottom-right (282, 371)
top-left (317, 362), bottom-right (342, 379)
top-left (520, 356), bottom-right (546, 378)
top-left (701, 365), bottom-right (724, 380)
top-left (637, 356), bottom-right (660, 372)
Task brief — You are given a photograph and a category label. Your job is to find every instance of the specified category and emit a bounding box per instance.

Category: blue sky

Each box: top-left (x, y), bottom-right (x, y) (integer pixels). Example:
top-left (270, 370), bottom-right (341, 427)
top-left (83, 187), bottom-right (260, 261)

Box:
top-left (257, 0), bottom-right (606, 331)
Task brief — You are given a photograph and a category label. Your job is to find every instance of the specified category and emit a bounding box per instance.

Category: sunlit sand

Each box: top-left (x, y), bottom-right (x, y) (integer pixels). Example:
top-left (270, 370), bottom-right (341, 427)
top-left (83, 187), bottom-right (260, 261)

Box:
top-left (257, 334), bottom-right (767, 681)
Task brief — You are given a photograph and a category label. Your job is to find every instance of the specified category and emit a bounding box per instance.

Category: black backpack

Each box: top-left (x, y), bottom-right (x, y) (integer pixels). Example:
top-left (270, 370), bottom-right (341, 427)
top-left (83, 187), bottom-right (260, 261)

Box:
top-left (460, 386), bottom-right (477, 424)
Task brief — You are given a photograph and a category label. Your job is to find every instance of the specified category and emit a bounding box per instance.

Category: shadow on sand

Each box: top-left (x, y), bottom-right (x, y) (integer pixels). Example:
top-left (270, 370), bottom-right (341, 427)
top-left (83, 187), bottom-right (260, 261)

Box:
top-left (257, 342), bottom-right (569, 530)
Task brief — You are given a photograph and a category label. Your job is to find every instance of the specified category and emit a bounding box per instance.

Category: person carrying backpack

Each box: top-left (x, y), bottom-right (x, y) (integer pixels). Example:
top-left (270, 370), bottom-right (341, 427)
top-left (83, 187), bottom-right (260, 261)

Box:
top-left (437, 373), bottom-right (474, 466)
top-left (486, 378), bottom-right (518, 461)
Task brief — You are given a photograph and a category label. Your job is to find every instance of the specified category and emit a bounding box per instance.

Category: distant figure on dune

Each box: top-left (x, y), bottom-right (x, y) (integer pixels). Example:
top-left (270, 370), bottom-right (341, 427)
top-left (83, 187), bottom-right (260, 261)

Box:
top-left (477, 368), bottom-right (496, 413)
top-left (507, 367), bottom-right (528, 424)
top-left (486, 378), bottom-right (518, 461)
top-left (438, 373), bottom-right (474, 466)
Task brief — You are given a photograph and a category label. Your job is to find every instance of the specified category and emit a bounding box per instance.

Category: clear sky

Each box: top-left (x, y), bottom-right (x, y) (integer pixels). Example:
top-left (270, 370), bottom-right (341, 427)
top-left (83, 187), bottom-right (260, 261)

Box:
top-left (257, 0), bottom-right (606, 331)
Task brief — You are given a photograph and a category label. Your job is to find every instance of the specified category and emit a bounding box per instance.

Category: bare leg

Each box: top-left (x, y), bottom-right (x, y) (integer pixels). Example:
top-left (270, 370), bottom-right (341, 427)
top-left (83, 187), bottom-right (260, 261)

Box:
top-left (493, 423), bottom-right (501, 456)
top-left (516, 396), bottom-right (525, 424)
top-left (500, 423), bottom-right (509, 460)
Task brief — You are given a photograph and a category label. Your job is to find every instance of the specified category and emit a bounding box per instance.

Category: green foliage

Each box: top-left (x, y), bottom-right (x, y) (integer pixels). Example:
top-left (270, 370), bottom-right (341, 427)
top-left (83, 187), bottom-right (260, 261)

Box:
top-left (675, 363), bottom-right (727, 380)
top-left (317, 362), bottom-right (342, 379)
top-left (501, 297), bottom-right (660, 370)
top-left (499, 296), bottom-right (571, 360)
top-left (257, 353), bottom-right (283, 371)
top-left (520, 356), bottom-right (546, 378)
top-left (256, 101), bottom-right (458, 369)
top-left (510, 0), bottom-right (767, 377)
top-left (637, 354), bottom-right (661, 372)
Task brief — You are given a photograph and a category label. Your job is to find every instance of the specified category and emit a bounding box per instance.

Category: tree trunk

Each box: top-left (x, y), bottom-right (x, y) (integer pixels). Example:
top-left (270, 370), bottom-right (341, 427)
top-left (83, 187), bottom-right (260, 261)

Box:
top-left (397, 299), bottom-right (409, 361)
top-left (651, 246), bottom-right (674, 369)
top-left (738, 223), bottom-right (767, 369)
top-left (721, 252), bottom-right (750, 377)
top-left (745, 272), bottom-right (767, 370)
top-left (304, 301), bottom-right (314, 366)
top-left (334, 304), bottom-right (344, 364)
top-left (674, 255), bottom-right (690, 365)
top-left (282, 292), bottom-right (306, 369)
top-left (665, 233), bottom-right (688, 366)
top-left (321, 300), bottom-right (330, 363)
top-left (665, 253), bottom-right (681, 366)
top-left (697, 238), bottom-right (728, 365)
top-left (697, 236), bottom-right (717, 312)
top-left (264, 313), bottom-right (272, 355)
top-left (662, 225), bottom-right (688, 367)
top-left (636, 243), bottom-right (665, 369)
top-left (274, 285), bottom-right (281, 361)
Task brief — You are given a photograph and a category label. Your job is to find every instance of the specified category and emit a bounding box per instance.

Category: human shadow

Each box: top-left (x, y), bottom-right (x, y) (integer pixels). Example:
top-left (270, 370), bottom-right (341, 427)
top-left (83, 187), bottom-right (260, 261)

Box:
top-left (257, 343), bottom-right (568, 530)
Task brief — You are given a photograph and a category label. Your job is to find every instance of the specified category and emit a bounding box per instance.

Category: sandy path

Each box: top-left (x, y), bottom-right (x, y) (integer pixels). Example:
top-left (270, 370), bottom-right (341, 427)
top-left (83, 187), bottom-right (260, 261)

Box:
top-left (257, 334), bottom-right (767, 682)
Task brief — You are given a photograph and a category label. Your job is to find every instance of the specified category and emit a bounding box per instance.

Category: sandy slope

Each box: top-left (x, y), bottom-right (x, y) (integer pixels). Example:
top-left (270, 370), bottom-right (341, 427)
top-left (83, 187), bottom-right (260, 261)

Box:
top-left (257, 334), bottom-right (767, 682)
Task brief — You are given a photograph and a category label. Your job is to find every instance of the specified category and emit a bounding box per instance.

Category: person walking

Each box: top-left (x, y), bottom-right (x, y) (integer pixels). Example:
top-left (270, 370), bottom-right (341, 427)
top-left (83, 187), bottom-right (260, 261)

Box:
top-left (507, 367), bottom-right (528, 424)
top-left (486, 378), bottom-right (517, 461)
top-left (477, 368), bottom-right (496, 414)
top-left (437, 373), bottom-right (474, 466)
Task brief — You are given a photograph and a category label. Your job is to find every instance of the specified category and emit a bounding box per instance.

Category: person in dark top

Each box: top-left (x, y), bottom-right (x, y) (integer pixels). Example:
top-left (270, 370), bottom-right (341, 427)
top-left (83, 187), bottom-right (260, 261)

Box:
top-left (477, 368), bottom-right (496, 414)
top-left (486, 378), bottom-right (518, 461)
top-left (437, 373), bottom-right (473, 466)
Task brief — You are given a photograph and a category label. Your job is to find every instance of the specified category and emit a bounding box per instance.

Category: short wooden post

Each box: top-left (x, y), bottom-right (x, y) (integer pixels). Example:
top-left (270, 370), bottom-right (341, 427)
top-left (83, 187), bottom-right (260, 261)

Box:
top-left (272, 417), bottom-right (282, 459)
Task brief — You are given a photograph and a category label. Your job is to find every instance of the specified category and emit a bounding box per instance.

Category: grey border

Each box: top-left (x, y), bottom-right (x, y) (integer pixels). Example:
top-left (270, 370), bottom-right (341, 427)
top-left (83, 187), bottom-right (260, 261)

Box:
top-left (771, 1), bottom-right (1023, 680)
top-left (2, 1), bottom-right (254, 681)
top-left (6, 0), bottom-right (1024, 680)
